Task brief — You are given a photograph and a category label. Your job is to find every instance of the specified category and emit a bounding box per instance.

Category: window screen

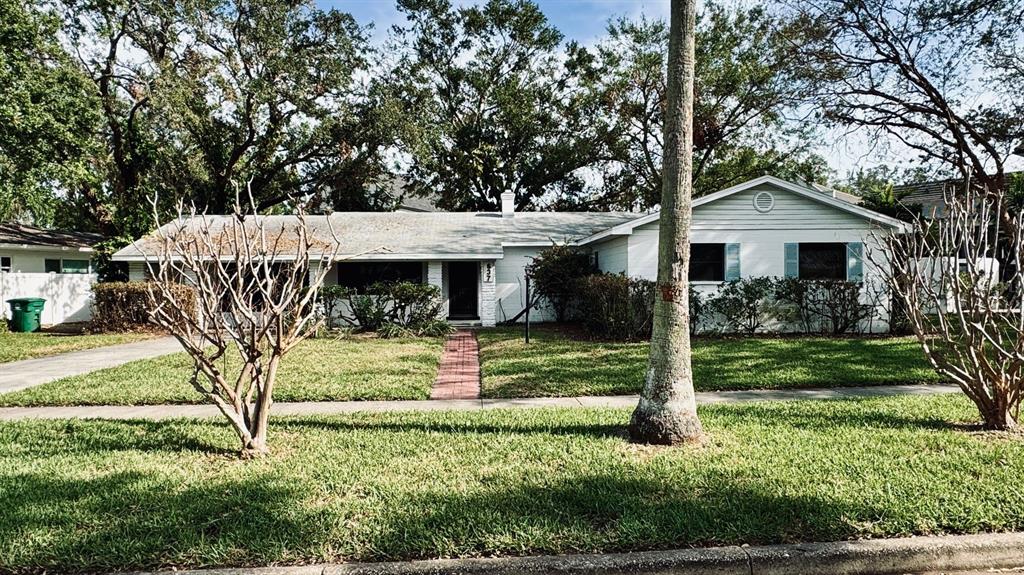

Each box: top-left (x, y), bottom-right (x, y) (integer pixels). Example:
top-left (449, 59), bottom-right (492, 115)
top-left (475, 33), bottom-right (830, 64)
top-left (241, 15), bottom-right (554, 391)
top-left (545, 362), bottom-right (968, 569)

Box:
top-left (61, 259), bottom-right (90, 274)
top-left (44, 259), bottom-right (61, 273)
top-left (0, 256), bottom-right (10, 272)
top-left (689, 243), bottom-right (725, 281)
top-left (336, 262), bottom-right (423, 290)
top-left (798, 243), bottom-right (847, 280)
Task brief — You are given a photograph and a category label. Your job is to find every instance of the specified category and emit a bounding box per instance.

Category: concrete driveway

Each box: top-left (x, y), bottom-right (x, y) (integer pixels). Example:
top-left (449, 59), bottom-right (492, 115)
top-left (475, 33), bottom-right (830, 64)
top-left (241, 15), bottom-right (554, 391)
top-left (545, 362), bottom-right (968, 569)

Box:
top-left (0, 336), bottom-right (184, 394)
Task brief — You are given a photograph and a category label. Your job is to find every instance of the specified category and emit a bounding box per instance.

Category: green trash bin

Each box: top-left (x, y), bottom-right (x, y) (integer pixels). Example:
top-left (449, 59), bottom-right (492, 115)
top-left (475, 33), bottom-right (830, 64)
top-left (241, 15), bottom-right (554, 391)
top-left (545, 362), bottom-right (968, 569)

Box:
top-left (7, 298), bottom-right (46, 333)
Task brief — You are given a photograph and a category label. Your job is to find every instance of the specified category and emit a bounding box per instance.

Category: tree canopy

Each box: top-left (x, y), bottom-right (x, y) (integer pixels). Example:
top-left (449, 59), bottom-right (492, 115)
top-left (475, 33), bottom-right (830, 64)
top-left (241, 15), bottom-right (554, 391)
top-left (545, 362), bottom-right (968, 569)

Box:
top-left (14, 0), bottom-right (983, 239)
top-left (795, 0), bottom-right (1024, 193)
top-left (387, 0), bottom-right (607, 211)
top-left (576, 5), bottom-right (828, 210)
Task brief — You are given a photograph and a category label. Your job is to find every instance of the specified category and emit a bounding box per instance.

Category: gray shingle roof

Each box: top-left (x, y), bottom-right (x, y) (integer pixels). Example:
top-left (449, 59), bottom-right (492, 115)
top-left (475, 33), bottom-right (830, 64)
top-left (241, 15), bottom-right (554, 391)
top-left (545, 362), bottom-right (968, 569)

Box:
top-left (0, 223), bottom-right (104, 249)
top-left (113, 211), bottom-right (645, 260)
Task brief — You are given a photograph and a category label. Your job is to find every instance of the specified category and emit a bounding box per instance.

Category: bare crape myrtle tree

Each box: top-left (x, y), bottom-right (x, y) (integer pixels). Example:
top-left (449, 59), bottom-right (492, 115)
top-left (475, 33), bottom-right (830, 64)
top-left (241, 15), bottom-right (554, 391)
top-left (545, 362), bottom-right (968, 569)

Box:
top-left (146, 193), bottom-right (340, 457)
top-left (871, 183), bottom-right (1024, 431)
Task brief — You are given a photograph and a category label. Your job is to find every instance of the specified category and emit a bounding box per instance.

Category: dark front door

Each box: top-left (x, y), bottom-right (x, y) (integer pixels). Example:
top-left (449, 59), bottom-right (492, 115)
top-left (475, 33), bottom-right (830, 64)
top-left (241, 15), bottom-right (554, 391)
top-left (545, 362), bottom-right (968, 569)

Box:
top-left (448, 262), bottom-right (479, 319)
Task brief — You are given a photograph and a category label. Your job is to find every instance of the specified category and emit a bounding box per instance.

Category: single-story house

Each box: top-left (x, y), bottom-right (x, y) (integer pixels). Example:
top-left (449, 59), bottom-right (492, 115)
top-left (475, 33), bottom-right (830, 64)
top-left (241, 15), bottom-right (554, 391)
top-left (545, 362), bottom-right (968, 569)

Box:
top-left (112, 176), bottom-right (910, 330)
top-left (0, 223), bottom-right (104, 324)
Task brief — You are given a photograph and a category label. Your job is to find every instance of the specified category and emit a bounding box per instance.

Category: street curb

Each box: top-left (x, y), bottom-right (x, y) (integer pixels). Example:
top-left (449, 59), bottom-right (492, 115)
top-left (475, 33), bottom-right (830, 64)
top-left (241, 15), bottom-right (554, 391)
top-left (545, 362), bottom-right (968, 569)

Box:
top-left (130, 532), bottom-right (1024, 575)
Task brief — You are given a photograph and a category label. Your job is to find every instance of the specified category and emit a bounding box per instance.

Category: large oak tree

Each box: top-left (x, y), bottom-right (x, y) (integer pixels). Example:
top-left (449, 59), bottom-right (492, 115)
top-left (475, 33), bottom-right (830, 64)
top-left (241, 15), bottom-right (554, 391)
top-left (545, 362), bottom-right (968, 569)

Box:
top-left (389, 0), bottom-right (608, 211)
top-left (578, 4), bottom-right (826, 210)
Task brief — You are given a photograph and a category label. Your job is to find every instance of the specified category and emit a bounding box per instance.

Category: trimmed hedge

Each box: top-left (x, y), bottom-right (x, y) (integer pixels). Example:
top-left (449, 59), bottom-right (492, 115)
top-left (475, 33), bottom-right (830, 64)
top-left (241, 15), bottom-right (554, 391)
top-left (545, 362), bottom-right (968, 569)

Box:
top-left (577, 274), bottom-right (656, 341)
top-left (91, 282), bottom-right (196, 333)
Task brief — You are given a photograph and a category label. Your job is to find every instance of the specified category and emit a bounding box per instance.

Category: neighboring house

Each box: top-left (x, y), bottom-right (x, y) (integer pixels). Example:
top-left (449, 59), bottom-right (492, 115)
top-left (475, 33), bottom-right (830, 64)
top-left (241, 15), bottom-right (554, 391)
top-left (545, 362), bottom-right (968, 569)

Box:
top-left (112, 176), bottom-right (910, 330)
top-left (0, 223), bottom-right (104, 324)
top-left (894, 171), bottom-right (1023, 218)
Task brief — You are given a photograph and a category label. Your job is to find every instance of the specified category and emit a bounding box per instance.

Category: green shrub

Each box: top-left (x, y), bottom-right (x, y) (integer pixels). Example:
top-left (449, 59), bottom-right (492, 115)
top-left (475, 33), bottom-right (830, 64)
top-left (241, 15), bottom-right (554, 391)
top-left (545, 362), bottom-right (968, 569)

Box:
top-left (319, 284), bottom-right (351, 329)
top-left (689, 286), bottom-right (706, 335)
top-left (774, 278), bottom-right (874, 335)
top-left (526, 244), bottom-right (596, 322)
top-left (806, 279), bottom-right (875, 335)
top-left (341, 281), bottom-right (452, 337)
top-left (707, 277), bottom-right (778, 334)
top-left (576, 274), bottom-right (655, 341)
top-left (91, 281), bottom-right (197, 333)
top-left (773, 277), bottom-right (814, 333)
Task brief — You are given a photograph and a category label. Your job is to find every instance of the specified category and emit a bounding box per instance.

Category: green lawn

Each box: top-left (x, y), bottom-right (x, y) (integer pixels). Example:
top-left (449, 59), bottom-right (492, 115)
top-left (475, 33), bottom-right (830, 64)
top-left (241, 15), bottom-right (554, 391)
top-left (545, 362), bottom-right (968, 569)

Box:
top-left (1, 394), bottom-right (1022, 573)
top-left (0, 331), bottom-right (156, 364)
top-left (0, 336), bottom-right (443, 406)
top-left (478, 326), bottom-right (942, 398)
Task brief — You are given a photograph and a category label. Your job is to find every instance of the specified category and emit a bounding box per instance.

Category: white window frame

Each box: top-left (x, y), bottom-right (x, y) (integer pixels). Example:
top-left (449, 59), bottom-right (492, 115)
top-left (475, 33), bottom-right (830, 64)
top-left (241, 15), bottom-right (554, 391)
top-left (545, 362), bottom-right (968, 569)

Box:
top-left (45, 257), bottom-right (91, 274)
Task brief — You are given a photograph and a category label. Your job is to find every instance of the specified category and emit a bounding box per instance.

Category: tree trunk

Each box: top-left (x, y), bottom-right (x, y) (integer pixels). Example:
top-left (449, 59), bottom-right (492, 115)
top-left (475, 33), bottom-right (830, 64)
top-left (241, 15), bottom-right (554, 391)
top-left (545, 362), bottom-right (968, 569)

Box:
top-left (629, 0), bottom-right (705, 445)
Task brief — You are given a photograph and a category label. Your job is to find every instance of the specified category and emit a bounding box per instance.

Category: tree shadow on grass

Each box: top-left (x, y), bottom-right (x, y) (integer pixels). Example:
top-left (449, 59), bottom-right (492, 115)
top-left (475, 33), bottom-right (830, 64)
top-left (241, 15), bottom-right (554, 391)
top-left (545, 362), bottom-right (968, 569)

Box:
top-left (0, 469), bottom-right (321, 573)
top-left (362, 471), bottom-right (876, 560)
top-left (275, 416), bottom-right (629, 440)
top-left (15, 418), bottom-right (237, 456)
top-left (0, 416), bottom-right (891, 572)
top-left (714, 400), bottom-right (963, 433)
top-left (0, 467), bottom-right (879, 573)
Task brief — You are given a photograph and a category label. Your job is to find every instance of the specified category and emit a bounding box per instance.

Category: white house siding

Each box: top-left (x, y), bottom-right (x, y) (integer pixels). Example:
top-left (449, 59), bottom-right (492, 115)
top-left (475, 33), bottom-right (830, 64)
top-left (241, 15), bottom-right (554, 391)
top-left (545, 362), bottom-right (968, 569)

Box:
top-left (0, 272), bottom-right (97, 324)
top-left (0, 249), bottom-right (93, 273)
top-left (593, 236), bottom-right (629, 275)
top-left (620, 183), bottom-right (895, 333)
top-left (494, 247), bottom-right (556, 323)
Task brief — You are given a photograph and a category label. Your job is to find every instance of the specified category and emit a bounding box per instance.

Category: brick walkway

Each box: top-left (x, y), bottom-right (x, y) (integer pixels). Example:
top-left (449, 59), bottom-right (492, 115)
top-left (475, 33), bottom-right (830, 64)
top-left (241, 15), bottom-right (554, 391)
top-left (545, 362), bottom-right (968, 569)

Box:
top-left (430, 329), bottom-right (481, 400)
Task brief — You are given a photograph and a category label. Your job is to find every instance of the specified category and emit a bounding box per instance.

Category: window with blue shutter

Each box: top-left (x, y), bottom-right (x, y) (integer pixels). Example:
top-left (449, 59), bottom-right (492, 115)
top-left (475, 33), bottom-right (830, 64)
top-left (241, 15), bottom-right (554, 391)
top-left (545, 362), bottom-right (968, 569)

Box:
top-left (725, 243), bottom-right (741, 281)
top-left (784, 243), bottom-right (799, 278)
top-left (847, 242), bottom-right (864, 282)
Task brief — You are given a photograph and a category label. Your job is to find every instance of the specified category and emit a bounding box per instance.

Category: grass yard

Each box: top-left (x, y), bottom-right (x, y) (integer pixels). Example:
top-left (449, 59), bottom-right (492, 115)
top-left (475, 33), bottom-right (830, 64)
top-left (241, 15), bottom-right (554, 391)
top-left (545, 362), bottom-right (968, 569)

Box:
top-left (0, 336), bottom-right (443, 406)
top-left (478, 326), bottom-right (942, 398)
top-left (1, 394), bottom-right (1022, 573)
top-left (0, 330), bottom-right (156, 363)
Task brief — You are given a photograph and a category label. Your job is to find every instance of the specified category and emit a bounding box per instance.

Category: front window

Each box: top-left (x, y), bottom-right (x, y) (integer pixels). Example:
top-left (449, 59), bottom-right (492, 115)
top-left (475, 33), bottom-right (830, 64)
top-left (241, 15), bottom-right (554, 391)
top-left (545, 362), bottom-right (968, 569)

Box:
top-left (61, 259), bottom-right (90, 274)
top-left (336, 262), bottom-right (423, 290)
top-left (45, 258), bottom-right (90, 274)
top-left (798, 243), bottom-right (847, 280)
top-left (690, 243), bottom-right (725, 281)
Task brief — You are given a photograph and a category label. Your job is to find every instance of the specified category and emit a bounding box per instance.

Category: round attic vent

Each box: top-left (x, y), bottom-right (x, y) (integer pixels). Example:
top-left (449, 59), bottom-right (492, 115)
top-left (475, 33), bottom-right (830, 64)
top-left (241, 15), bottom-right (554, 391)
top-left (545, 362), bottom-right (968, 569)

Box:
top-left (753, 191), bottom-right (775, 213)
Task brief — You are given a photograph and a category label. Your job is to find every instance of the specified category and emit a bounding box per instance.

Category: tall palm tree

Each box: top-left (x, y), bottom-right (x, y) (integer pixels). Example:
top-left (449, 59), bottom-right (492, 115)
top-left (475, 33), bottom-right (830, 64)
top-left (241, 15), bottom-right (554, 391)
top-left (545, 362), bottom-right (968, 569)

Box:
top-left (628, 0), bottom-right (705, 445)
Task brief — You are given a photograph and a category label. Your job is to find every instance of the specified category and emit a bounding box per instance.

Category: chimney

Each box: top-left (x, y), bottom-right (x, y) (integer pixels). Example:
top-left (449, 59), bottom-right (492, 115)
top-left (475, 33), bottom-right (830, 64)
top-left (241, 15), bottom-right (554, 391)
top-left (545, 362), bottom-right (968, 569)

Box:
top-left (501, 192), bottom-right (516, 218)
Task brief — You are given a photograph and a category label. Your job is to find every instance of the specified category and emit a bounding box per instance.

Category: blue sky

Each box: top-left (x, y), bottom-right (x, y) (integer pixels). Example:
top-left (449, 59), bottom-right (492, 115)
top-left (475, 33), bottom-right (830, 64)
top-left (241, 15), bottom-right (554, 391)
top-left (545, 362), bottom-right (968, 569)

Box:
top-left (318, 0), bottom-right (671, 45)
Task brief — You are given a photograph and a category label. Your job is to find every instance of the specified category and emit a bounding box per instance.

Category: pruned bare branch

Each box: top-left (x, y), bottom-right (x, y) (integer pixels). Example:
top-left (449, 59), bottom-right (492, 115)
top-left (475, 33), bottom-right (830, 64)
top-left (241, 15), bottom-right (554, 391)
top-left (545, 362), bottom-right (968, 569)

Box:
top-left (142, 182), bottom-right (341, 457)
top-left (868, 178), bottom-right (1024, 430)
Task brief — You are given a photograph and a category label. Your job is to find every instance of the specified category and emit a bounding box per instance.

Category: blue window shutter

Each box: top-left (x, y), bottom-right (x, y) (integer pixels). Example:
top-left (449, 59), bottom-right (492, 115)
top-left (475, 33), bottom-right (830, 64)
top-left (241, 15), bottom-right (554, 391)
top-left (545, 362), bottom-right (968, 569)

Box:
top-left (784, 243), bottom-right (799, 278)
top-left (847, 242), bottom-right (864, 282)
top-left (725, 243), bottom-right (741, 281)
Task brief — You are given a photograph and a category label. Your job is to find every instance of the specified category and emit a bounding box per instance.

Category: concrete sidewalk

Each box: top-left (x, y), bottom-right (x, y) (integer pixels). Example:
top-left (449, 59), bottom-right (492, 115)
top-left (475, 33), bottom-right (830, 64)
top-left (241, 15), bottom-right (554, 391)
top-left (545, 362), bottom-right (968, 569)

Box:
top-left (0, 383), bottom-right (959, 420)
top-left (0, 336), bottom-right (184, 394)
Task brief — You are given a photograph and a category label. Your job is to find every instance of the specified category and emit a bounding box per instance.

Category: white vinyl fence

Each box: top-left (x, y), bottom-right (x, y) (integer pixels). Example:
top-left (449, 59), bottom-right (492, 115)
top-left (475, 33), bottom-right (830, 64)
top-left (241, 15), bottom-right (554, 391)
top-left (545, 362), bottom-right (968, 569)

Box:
top-left (0, 272), bottom-right (97, 325)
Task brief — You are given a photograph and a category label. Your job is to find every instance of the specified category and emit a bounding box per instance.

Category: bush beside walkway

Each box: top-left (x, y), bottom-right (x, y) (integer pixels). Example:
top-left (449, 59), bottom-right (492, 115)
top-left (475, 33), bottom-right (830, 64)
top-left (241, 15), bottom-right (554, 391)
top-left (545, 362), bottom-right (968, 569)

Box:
top-left (478, 326), bottom-right (941, 398)
top-left (0, 394), bottom-right (1020, 573)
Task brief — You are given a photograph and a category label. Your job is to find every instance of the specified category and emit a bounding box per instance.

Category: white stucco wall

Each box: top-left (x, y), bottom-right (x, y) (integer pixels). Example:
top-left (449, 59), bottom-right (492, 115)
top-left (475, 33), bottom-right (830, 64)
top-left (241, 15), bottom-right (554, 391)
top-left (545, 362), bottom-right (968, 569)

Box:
top-left (0, 249), bottom-right (93, 274)
top-left (0, 249), bottom-right (97, 325)
top-left (0, 272), bottom-right (97, 324)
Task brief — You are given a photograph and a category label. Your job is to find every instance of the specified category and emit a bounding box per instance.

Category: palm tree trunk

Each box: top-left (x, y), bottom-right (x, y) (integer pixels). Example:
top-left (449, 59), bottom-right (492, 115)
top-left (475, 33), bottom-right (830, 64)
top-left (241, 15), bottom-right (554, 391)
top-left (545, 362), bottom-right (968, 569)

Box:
top-left (628, 0), bottom-right (705, 445)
